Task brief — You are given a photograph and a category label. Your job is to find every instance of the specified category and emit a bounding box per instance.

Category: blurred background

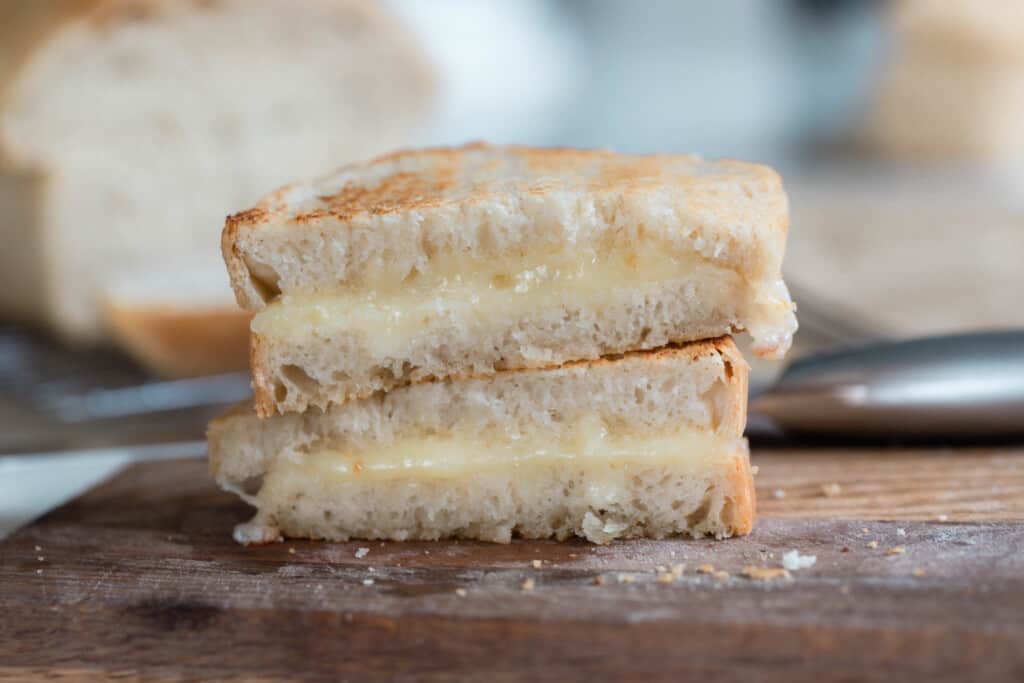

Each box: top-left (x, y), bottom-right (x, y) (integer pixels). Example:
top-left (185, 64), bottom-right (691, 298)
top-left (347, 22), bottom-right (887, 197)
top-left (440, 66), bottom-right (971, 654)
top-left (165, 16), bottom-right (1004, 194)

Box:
top-left (1, 0), bottom-right (1022, 529)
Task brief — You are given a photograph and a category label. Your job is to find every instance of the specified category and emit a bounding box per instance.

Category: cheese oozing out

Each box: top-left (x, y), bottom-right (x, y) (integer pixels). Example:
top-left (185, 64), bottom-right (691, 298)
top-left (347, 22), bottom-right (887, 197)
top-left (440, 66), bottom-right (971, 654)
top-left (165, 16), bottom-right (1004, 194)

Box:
top-left (260, 416), bottom-right (733, 488)
top-left (250, 242), bottom-right (795, 357)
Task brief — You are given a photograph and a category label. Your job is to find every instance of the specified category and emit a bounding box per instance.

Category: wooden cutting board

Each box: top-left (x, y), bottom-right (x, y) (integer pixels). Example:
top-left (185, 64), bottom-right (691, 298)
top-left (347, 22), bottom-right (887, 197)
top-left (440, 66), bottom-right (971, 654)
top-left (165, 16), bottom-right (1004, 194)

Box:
top-left (2, 447), bottom-right (1023, 682)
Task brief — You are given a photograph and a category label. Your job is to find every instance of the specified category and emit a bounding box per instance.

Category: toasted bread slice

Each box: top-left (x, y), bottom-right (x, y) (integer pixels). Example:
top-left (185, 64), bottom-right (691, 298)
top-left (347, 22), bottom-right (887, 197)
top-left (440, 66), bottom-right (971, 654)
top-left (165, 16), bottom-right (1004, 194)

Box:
top-left (208, 338), bottom-right (754, 544)
top-left (223, 143), bottom-right (796, 416)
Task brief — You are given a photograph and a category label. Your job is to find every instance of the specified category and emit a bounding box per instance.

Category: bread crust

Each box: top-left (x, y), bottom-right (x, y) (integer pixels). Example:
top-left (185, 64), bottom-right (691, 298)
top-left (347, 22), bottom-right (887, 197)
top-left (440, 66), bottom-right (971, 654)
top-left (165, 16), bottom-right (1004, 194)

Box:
top-left (724, 441), bottom-right (756, 536)
top-left (250, 331), bottom-right (277, 416)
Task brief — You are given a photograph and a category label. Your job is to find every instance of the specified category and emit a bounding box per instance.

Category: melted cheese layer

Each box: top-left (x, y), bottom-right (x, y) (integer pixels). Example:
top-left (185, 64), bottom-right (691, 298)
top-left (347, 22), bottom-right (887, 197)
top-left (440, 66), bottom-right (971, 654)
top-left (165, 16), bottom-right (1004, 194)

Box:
top-left (263, 416), bottom-right (731, 484)
top-left (251, 245), bottom-right (793, 356)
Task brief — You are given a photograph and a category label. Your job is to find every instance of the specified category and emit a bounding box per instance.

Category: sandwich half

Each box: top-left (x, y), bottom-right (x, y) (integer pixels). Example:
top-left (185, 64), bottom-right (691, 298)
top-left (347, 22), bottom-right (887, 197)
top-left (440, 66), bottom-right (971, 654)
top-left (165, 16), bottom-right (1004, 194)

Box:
top-left (208, 337), bottom-right (754, 545)
top-left (222, 143), bottom-right (797, 416)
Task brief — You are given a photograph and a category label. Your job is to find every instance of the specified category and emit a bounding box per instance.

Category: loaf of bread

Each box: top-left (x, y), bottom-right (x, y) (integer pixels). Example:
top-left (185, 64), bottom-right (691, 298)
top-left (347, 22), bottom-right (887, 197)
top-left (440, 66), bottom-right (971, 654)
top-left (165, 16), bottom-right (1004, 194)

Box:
top-left (0, 0), bottom-right (433, 374)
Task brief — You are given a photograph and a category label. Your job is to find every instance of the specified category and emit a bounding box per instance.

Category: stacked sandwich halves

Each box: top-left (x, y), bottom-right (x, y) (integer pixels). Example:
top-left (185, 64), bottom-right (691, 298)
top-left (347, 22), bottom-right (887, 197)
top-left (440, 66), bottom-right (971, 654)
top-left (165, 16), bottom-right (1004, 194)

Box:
top-left (208, 144), bottom-right (797, 544)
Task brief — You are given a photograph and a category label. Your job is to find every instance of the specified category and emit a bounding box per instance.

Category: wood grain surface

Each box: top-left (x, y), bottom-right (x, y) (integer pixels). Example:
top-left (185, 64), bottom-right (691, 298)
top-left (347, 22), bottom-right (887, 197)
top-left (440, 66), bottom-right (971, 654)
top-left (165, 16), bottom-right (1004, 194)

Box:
top-left (1, 448), bottom-right (1023, 682)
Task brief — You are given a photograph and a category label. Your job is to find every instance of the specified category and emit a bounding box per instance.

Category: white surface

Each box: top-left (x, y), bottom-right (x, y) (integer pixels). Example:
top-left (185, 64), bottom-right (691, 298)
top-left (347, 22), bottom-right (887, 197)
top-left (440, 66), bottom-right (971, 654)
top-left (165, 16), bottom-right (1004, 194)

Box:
top-left (389, 0), bottom-right (583, 146)
top-left (0, 441), bottom-right (206, 538)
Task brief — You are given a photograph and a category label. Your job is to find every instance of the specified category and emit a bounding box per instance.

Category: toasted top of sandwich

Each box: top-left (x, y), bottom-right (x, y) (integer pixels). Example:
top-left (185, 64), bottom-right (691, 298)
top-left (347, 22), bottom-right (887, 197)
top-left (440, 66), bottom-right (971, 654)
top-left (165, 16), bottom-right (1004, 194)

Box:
top-left (223, 143), bottom-right (791, 312)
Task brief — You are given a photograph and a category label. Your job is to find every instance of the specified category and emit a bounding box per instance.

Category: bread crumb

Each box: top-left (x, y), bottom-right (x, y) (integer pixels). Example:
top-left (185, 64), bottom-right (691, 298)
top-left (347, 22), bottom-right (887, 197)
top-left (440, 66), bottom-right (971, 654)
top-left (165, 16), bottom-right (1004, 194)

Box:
top-left (368, 567), bottom-right (376, 572)
top-left (593, 575), bottom-right (606, 585)
top-left (782, 550), bottom-right (817, 571)
top-left (455, 588), bottom-right (467, 597)
top-left (355, 547), bottom-right (370, 559)
top-left (821, 483), bottom-right (842, 497)
top-left (896, 528), bottom-right (907, 537)
top-left (713, 570), bottom-right (730, 580)
top-left (36, 569), bottom-right (42, 575)
top-left (656, 563), bottom-right (686, 583)
top-left (521, 578), bottom-right (535, 592)
top-left (568, 553), bottom-right (578, 558)
top-left (616, 573), bottom-right (637, 584)
top-left (655, 565), bottom-right (667, 573)
top-left (750, 465), bottom-right (759, 475)
top-left (233, 521), bottom-right (282, 545)
top-left (886, 546), bottom-right (906, 556)
top-left (531, 559), bottom-right (542, 569)
top-left (362, 578), bottom-right (374, 586)
top-left (696, 563), bottom-right (715, 574)
top-left (937, 514), bottom-right (949, 521)
top-left (861, 527), bottom-right (870, 534)
top-left (912, 567), bottom-right (926, 577)
top-left (582, 511), bottom-right (629, 544)
top-left (669, 550), bottom-right (676, 558)
top-left (34, 545), bottom-right (42, 552)
top-left (867, 541), bottom-right (879, 549)
top-left (37, 556), bottom-right (44, 562)
top-left (772, 489), bottom-right (786, 499)
top-left (741, 566), bottom-right (791, 581)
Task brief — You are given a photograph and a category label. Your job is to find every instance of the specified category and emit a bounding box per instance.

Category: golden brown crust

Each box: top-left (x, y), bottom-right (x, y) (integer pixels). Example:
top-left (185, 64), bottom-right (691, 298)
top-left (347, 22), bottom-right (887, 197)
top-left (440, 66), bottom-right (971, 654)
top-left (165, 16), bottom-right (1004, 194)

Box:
top-left (105, 301), bottom-right (252, 378)
top-left (724, 442), bottom-right (756, 536)
top-left (250, 332), bottom-right (277, 418)
top-left (711, 336), bottom-right (749, 437)
top-left (225, 143), bottom-right (781, 229)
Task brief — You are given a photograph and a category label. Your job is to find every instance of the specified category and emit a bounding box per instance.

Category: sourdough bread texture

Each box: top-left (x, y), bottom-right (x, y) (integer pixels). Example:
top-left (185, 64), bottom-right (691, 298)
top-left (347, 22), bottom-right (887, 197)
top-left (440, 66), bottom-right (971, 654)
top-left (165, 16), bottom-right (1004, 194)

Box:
top-left (0, 0), bottom-right (433, 342)
top-left (229, 444), bottom-right (754, 545)
top-left (223, 143), bottom-right (795, 415)
top-left (208, 339), bottom-right (754, 544)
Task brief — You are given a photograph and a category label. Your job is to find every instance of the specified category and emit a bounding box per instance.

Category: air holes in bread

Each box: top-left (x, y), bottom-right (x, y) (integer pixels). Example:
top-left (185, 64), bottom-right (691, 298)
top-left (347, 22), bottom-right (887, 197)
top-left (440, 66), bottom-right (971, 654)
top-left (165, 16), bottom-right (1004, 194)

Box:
top-left (685, 492), bottom-right (713, 527)
top-left (281, 364), bottom-right (318, 396)
top-left (243, 256), bottom-right (282, 302)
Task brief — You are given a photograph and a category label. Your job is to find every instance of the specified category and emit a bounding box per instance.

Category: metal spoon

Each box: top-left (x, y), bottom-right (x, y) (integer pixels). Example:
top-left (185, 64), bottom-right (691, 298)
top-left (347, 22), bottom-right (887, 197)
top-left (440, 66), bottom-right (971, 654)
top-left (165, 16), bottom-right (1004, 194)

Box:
top-left (749, 330), bottom-right (1024, 439)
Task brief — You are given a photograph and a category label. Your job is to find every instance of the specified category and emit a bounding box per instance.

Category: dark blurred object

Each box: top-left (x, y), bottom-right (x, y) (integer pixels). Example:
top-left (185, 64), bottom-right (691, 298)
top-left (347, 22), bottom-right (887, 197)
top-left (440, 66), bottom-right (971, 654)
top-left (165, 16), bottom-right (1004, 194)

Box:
top-left (0, 324), bottom-right (248, 454)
